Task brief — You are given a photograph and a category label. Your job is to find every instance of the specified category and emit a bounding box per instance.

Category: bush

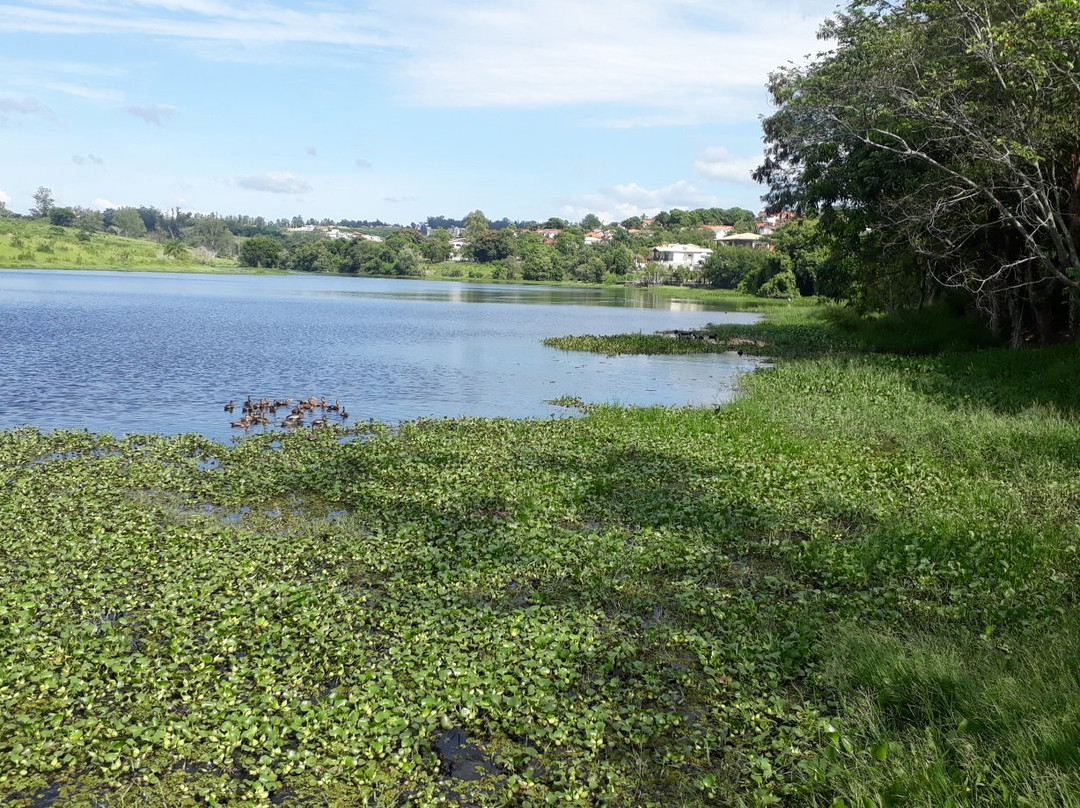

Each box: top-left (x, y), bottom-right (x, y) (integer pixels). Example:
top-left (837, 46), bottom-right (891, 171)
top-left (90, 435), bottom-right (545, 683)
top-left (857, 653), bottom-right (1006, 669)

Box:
top-left (757, 269), bottom-right (800, 298)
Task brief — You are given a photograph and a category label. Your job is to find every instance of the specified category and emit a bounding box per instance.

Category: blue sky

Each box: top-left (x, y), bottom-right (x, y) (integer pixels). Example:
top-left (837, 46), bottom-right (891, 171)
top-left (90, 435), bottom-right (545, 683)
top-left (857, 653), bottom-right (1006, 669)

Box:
top-left (1, 0), bottom-right (840, 225)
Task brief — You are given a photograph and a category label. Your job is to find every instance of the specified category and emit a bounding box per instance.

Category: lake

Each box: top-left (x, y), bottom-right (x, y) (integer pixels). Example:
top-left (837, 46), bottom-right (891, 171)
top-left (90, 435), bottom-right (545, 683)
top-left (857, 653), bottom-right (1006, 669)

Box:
top-left (0, 269), bottom-right (762, 442)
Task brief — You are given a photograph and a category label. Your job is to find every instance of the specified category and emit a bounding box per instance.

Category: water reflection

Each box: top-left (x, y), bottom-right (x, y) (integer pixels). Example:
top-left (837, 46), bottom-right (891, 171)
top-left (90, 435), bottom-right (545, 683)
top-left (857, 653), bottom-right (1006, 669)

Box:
top-left (0, 269), bottom-right (763, 442)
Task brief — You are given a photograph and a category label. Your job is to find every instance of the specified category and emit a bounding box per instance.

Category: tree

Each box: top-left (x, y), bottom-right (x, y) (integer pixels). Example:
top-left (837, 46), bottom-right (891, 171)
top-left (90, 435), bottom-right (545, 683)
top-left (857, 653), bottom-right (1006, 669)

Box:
top-left (394, 245), bottom-right (423, 276)
top-left (605, 245), bottom-right (634, 275)
top-left (31, 187), bottom-right (54, 219)
top-left (112, 207), bottom-right (147, 238)
top-left (702, 245), bottom-right (778, 291)
top-left (49, 207), bottom-right (76, 227)
top-left (756, 0), bottom-right (1080, 344)
top-left (163, 240), bottom-right (189, 260)
top-left (421, 229), bottom-right (453, 263)
top-left (386, 228), bottom-right (424, 250)
top-left (75, 209), bottom-right (103, 237)
top-left (464, 210), bottom-right (490, 238)
top-left (554, 228), bottom-right (584, 256)
top-left (768, 218), bottom-right (836, 297)
top-left (580, 213), bottom-right (602, 231)
top-left (468, 229), bottom-right (515, 263)
top-left (136, 206), bottom-right (162, 233)
top-left (187, 216), bottom-right (235, 257)
top-left (239, 236), bottom-right (282, 268)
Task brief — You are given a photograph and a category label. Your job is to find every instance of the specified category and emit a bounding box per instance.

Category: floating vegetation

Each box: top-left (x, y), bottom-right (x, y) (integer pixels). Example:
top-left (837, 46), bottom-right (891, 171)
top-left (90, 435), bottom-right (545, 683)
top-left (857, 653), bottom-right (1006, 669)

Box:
top-left (543, 395), bottom-right (588, 410)
top-left (543, 332), bottom-right (736, 355)
top-left (2, 341), bottom-right (1079, 805)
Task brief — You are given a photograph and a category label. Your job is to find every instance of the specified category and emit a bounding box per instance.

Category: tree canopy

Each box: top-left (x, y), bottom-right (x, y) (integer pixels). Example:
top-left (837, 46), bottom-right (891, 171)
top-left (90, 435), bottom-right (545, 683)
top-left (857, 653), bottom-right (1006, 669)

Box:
top-left (756, 0), bottom-right (1080, 344)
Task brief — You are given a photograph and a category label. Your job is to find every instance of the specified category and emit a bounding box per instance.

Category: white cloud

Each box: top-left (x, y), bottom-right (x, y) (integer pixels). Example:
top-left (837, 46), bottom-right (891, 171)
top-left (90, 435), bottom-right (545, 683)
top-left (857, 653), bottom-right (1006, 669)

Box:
top-left (236, 172), bottom-right (313, 195)
top-left (0, 1), bottom-right (397, 49)
top-left (91, 197), bottom-right (117, 209)
top-left (0, 188), bottom-right (11, 205)
top-left (0, 1), bottom-right (835, 124)
top-left (560, 180), bottom-right (727, 225)
top-left (695, 147), bottom-right (761, 185)
top-left (40, 81), bottom-right (123, 101)
top-left (125, 104), bottom-right (176, 125)
top-left (390, 0), bottom-right (834, 122)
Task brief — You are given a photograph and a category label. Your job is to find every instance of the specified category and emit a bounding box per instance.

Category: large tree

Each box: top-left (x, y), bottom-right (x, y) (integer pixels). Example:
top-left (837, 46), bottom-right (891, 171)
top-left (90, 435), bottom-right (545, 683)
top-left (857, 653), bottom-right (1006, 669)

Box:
top-left (239, 236), bottom-right (282, 268)
top-left (112, 207), bottom-right (147, 238)
top-left (31, 187), bottom-right (54, 219)
top-left (756, 0), bottom-right (1080, 344)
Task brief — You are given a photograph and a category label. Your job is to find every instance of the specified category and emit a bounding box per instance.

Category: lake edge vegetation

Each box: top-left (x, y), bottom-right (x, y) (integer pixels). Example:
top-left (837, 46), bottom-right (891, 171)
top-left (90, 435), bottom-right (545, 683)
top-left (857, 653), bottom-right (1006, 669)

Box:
top-left (2, 300), bottom-right (1078, 806)
top-left (4, 0), bottom-right (1080, 802)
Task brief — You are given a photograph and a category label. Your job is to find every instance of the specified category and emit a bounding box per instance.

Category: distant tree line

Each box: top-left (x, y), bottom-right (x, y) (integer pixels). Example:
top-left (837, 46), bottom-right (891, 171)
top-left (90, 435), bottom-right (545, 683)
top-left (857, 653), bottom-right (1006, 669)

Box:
top-left (15, 188), bottom-right (814, 296)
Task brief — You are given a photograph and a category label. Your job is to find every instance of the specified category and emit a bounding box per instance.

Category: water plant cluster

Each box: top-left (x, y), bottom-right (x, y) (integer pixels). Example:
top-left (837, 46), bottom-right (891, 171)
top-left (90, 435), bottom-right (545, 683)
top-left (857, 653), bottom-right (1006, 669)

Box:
top-left (2, 308), bottom-right (1079, 806)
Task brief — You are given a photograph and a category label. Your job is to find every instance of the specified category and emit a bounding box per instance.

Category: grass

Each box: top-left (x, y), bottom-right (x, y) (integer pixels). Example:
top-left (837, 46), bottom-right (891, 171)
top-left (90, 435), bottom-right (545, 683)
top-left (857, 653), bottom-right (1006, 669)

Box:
top-left (1, 296), bottom-right (1078, 806)
top-left (0, 219), bottom-right (238, 271)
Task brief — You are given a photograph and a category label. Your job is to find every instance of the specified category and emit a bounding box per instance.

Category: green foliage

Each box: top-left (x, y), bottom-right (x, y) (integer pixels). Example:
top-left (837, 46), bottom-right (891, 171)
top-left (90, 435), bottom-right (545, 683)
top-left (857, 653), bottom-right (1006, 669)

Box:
top-left (238, 235), bottom-right (283, 269)
top-left (186, 215), bottom-right (236, 258)
top-left (1, 301), bottom-right (1079, 805)
top-left (0, 219), bottom-right (237, 271)
top-left (757, 0), bottom-right (1080, 343)
top-left (31, 186), bottom-right (54, 219)
top-left (112, 207), bottom-right (148, 239)
top-left (467, 229), bottom-right (515, 263)
top-left (702, 246), bottom-right (776, 290)
top-left (48, 207), bottom-right (76, 227)
top-left (162, 239), bottom-right (188, 260)
top-left (757, 269), bottom-right (800, 299)
top-left (421, 228), bottom-right (453, 263)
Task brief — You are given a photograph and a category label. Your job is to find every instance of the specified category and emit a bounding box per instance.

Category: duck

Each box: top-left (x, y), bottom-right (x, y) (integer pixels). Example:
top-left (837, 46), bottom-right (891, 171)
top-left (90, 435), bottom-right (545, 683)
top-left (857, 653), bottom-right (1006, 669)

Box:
top-left (224, 400), bottom-right (235, 412)
top-left (281, 412), bottom-right (305, 428)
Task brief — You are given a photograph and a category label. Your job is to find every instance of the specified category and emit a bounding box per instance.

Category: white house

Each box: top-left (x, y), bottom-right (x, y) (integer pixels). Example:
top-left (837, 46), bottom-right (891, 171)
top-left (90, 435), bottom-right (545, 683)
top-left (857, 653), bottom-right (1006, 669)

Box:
top-left (716, 233), bottom-right (770, 249)
top-left (650, 244), bottom-right (714, 267)
top-left (702, 224), bottom-right (735, 240)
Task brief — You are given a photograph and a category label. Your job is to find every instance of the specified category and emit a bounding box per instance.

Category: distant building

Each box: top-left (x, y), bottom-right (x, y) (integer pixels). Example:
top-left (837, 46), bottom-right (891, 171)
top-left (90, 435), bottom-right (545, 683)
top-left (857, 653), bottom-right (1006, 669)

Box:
top-left (702, 224), bottom-right (735, 240)
top-left (650, 243), bottom-right (713, 267)
top-left (716, 232), bottom-right (770, 249)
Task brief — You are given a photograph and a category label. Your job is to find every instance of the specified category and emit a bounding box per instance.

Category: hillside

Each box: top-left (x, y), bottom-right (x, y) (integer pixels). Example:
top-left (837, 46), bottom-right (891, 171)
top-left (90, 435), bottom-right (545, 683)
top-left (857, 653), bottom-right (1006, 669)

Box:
top-left (0, 218), bottom-right (237, 272)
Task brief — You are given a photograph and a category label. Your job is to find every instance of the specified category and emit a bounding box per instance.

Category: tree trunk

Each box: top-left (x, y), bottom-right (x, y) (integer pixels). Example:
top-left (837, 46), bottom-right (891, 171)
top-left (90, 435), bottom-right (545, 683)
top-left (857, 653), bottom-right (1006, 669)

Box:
top-left (1008, 288), bottom-right (1025, 348)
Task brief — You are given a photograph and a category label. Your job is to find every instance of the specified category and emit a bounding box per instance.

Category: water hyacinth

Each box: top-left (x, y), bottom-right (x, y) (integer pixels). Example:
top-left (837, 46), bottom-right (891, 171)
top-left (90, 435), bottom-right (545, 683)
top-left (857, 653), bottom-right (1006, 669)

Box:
top-left (2, 312), bottom-right (1079, 806)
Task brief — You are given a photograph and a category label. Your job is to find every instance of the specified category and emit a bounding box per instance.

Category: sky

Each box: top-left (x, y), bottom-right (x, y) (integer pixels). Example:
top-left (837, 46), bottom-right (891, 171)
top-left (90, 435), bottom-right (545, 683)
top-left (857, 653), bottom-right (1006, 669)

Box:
top-left (0, 0), bottom-right (841, 226)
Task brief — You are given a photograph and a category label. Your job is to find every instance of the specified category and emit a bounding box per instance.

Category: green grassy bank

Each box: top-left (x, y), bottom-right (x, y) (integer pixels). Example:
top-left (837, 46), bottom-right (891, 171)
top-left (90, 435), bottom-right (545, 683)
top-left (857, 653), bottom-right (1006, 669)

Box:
top-left (1, 307), bottom-right (1078, 806)
top-left (0, 219), bottom-right (237, 271)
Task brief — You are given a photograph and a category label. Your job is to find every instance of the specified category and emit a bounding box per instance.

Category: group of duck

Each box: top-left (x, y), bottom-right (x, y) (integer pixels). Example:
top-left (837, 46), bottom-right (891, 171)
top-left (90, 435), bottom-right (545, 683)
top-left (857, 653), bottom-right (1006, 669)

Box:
top-left (225, 395), bottom-right (348, 429)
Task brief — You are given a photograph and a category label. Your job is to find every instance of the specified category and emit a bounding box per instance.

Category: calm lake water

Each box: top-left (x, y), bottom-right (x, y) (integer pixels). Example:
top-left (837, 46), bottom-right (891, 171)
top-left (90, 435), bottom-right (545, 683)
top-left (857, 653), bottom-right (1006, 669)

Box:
top-left (0, 269), bottom-right (762, 442)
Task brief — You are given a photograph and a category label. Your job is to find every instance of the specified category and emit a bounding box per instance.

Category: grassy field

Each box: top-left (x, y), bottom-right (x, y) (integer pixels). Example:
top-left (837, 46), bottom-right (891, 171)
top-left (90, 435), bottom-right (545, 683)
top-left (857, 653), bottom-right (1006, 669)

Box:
top-left (1, 303), bottom-right (1078, 806)
top-left (0, 219), bottom-right (237, 271)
